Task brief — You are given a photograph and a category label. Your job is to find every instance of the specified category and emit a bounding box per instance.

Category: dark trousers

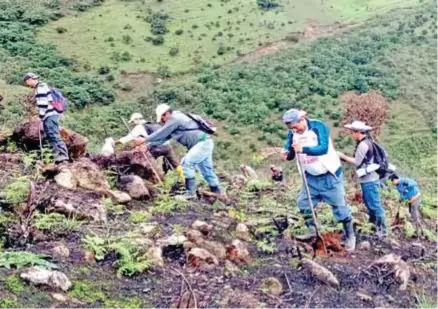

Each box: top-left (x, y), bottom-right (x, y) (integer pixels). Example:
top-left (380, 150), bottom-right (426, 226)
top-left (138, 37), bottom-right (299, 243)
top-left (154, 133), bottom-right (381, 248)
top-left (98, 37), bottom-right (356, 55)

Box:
top-left (43, 115), bottom-right (69, 163)
top-left (149, 144), bottom-right (178, 174)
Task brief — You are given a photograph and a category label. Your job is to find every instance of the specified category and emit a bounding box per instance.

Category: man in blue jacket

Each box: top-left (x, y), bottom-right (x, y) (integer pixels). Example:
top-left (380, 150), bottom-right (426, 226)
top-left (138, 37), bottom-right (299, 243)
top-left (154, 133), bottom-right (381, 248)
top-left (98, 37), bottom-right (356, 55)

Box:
top-left (282, 109), bottom-right (356, 252)
top-left (389, 174), bottom-right (423, 231)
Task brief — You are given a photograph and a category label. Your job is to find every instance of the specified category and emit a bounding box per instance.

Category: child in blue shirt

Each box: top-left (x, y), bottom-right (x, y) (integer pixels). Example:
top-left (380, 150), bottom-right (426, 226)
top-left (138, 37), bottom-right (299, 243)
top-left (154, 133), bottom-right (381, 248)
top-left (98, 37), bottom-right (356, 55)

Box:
top-left (389, 174), bottom-right (422, 230)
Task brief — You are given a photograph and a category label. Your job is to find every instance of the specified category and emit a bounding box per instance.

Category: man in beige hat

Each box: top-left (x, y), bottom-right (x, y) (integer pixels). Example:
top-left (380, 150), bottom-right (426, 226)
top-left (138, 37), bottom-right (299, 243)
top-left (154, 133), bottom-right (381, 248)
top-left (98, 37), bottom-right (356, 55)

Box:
top-left (338, 120), bottom-right (387, 238)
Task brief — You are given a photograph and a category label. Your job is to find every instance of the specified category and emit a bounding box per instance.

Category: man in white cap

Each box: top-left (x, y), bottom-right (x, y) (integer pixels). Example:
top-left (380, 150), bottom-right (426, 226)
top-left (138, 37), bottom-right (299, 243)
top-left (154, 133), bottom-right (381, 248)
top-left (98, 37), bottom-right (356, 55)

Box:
top-left (338, 120), bottom-right (387, 238)
top-left (134, 104), bottom-right (222, 200)
top-left (115, 112), bottom-right (179, 174)
top-left (282, 108), bottom-right (356, 251)
top-left (23, 72), bottom-right (69, 164)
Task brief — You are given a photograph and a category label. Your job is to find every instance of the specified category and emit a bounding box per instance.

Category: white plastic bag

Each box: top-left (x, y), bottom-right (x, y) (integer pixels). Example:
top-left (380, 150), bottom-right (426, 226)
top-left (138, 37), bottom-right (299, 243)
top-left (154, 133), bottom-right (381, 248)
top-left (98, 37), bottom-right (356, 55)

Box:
top-left (101, 137), bottom-right (115, 156)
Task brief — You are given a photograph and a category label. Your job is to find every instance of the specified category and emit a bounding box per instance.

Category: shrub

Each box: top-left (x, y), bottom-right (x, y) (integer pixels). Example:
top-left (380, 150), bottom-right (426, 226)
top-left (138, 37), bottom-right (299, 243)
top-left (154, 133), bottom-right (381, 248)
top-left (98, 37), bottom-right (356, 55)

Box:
top-left (152, 35), bottom-right (164, 45)
top-left (156, 65), bottom-right (172, 78)
top-left (217, 45), bottom-right (226, 55)
top-left (98, 66), bottom-right (110, 75)
top-left (56, 27), bottom-right (67, 34)
top-left (122, 34), bottom-right (132, 44)
top-left (169, 47), bottom-right (179, 56)
top-left (145, 11), bottom-right (169, 35)
top-left (175, 29), bottom-right (183, 35)
top-left (256, 0), bottom-right (280, 10)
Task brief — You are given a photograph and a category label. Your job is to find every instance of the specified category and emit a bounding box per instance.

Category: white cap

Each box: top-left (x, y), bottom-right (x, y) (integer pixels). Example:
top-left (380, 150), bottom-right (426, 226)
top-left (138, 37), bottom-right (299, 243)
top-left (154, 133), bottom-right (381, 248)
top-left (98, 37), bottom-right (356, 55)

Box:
top-left (156, 103), bottom-right (171, 123)
top-left (344, 120), bottom-right (373, 132)
top-left (129, 112), bottom-right (144, 123)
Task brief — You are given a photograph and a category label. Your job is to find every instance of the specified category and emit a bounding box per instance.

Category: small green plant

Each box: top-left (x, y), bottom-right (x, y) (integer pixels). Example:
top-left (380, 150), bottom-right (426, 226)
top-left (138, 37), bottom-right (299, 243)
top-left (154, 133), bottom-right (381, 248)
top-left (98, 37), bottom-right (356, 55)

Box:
top-left (228, 208), bottom-right (247, 222)
top-left (33, 212), bottom-right (82, 233)
top-left (169, 47), bottom-right (179, 56)
top-left (5, 274), bottom-right (25, 293)
top-left (0, 298), bottom-right (20, 309)
top-left (129, 211), bottom-right (150, 224)
top-left (104, 297), bottom-right (142, 308)
top-left (109, 242), bottom-right (152, 276)
top-left (103, 198), bottom-right (125, 215)
top-left (151, 194), bottom-right (187, 214)
top-left (172, 224), bottom-right (185, 234)
top-left (68, 280), bottom-right (105, 304)
top-left (2, 177), bottom-right (30, 205)
top-left (256, 239), bottom-right (277, 253)
top-left (404, 221), bottom-right (416, 238)
top-left (82, 235), bottom-right (108, 261)
top-left (246, 179), bottom-right (272, 192)
top-left (0, 251), bottom-right (56, 269)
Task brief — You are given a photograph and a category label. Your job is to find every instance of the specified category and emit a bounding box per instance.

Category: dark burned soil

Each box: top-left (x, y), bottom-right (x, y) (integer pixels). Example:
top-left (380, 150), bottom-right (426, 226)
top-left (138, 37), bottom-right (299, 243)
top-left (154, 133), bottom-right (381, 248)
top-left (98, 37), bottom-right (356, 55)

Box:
top-left (0, 153), bottom-right (436, 308)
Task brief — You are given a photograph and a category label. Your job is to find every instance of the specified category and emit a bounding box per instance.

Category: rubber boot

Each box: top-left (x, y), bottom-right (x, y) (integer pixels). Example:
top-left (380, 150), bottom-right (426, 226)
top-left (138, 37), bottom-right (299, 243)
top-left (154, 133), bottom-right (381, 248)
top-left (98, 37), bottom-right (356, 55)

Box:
top-left (176, 178), bottom-right (197, 200)
top-left (376, 216), bottom-right (388, 239)
top-left (342, 218), bottom-right (356, 252)
top-left (209, 186), bottom-right (221, 194)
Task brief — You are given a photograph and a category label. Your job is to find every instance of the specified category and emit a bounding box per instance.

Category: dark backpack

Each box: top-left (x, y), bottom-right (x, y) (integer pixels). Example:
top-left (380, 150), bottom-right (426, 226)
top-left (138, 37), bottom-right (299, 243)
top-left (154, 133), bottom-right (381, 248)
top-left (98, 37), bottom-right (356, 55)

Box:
top-left (143, 122), bottom-right (162, 135)
top-left (359, 137), bottom-right (390, 179)
top-left (185, 113), bottom-right (217, 135)
top-left (50, 87), bottom-right (67, 113)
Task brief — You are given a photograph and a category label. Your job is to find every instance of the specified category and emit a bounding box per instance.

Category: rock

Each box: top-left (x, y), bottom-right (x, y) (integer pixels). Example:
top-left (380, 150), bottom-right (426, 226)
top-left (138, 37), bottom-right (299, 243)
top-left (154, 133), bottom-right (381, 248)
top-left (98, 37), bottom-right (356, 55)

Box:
top-left (146, 246), bottom-right (164, 267)
top-left (237, 292), bottom-right (265, 308)
top-left (261, 277), bottom-right (283, 296)
top-left (117, 175), bottom-right (150, 200)
top-left (139, 222), bottom-right (159, 237)
top-left (232, 175), bottom-right (248, 189)
top-left (199, 240), bottom-right (226, 260)
top-left (83, 251), bottom-right (95, 263)
top-left (157, 234), bottom-right (187, 247)
top-left (52, 243), bottom-right (70, 259)
top-left (224, 260), bottom-right (241, 276)
top-left (183, 241), bottom-right (196, 251)
top-left (20, 267), bottom-right (72, 291)
top-left (131, 237), bottom-right (154, 249)
top-left (52, 198), bottom-right (106, 222)
top-left (236, 223), bottom-right (250, 241)
top-left (59, 128), bottom-right (88, 160)
top-left (240, 165), bottom-right (258, 179)
top-left (301, 258), bottom-right (339, 287)
top-left (356, 292), bottom-right (373, 301)
top-left (51, 293), bottom-right (68, 302)
top-left (108, 190), bottom-right (131, 204)
top-left (384, 237), bottom-right (401, 248)
top-left (54, 169), bottom-right (77, 190)
top-left (187, 248), bottom-right (219, 269)
top-left (359, 241), bottom-right (371, 251)
top-left (68, 158), bottom-right (110, 193)
top-left (191, 220), bottom-right (213, 235)
top-left (187, 229), bottom-right (204, 244)
top-left (226, 239), bottom-right (251, 264)
top-left (212, 212), bottom-right (234, 230)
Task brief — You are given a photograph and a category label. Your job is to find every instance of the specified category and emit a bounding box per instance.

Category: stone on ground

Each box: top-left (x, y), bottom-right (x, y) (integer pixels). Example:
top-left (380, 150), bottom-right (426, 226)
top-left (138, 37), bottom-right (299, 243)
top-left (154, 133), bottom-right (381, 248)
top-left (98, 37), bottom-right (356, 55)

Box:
top-left (187, 247), bottom-right (219, 269)
top-left (235, 223), bottom-right (250, 241)
top-left (226, 239), bottom-right (251, 264)
top-left (261, 277), bottom-right (283, 296)
top-left (20, 267), bottom-right (72, 291)
top-left (117, 175), bottom-right (150, 200)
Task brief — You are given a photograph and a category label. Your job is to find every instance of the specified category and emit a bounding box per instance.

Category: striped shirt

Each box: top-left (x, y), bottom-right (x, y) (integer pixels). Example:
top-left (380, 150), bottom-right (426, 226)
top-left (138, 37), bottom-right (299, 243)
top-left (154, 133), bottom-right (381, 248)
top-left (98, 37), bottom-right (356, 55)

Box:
top-left (34, 82), bottom-right (58, 120)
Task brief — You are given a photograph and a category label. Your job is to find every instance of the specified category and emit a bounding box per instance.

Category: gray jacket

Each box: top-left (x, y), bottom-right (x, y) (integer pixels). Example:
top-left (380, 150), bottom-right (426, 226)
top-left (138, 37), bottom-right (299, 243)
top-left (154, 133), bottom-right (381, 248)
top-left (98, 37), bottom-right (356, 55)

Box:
top-left (354, 139), bottom-right (379, 183)
top-left (145, 111), bottom-right (206, 149)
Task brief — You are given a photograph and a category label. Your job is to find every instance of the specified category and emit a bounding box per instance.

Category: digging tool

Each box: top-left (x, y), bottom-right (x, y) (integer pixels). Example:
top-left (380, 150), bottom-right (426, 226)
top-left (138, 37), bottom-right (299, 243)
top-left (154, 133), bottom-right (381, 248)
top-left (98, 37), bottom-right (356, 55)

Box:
top-left (296, 158), bottom-right (327, 255)
top-left (38, 123), bottom-right (44, 161)
top-left (120, 116), bottom-right (163, 186)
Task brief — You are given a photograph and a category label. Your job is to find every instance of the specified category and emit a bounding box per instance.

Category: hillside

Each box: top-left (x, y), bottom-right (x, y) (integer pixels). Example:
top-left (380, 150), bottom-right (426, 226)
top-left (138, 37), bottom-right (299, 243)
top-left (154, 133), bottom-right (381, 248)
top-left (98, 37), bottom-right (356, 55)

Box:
top-left (0, 0), bottom-right (437, 308)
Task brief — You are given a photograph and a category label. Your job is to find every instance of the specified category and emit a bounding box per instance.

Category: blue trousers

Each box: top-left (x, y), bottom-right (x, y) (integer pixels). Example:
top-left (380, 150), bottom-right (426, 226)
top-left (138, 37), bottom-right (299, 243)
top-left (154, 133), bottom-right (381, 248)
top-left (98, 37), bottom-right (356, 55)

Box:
top-left (361, 180), bottom-right (385, 218)
top-left (297, 171), bottom-right (351, 222)
top-left (181, 139), bottom-right (219, 187)
top-left (43, 115), bottom-right (69, 162)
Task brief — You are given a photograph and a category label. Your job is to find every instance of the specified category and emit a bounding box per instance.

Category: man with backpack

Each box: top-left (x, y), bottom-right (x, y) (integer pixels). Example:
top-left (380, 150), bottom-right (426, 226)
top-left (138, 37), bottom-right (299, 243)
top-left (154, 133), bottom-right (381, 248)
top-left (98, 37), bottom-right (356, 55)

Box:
top-left (282, 109), bottom-right (356, 252)
top-left (23, 73), bottom-right (69, 164)
top-left (338, 121), bottom-right (388, 238)
top-left (115, 112), bottom-right (180, 175)
top-left (134, 104), bottom-right (222, 200)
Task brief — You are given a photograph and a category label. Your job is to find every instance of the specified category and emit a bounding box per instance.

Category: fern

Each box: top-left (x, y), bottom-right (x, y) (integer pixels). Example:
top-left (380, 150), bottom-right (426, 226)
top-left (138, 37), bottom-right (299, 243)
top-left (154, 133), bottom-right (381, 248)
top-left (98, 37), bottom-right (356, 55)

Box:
top-left (152, 194), bottom-right (187, 214)
top-left (256, 239), bottom-right (277, 254)
top-left (33, 212), bottom-right (82, 232)
top-left (82, 235), bottom-right (108, 261)
top-left (109, 242), bottom-right (151, 276)
top-left (0, 251), bottom-right (56, 269)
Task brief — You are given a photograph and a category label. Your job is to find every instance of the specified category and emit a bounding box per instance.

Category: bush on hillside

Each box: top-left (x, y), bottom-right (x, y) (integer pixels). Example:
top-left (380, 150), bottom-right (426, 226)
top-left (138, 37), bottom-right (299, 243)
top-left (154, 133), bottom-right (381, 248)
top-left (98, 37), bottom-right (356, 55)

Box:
top-left (169, 47), bottom-right (179, 56)
top-left (145, 11), bottom-right (169, 35)
top-left (341, 91), bottom-right (389, 136)
top-left (152, 36), bottom-right (164, 45)
top-left (256, 0), bottom-right (280, 10)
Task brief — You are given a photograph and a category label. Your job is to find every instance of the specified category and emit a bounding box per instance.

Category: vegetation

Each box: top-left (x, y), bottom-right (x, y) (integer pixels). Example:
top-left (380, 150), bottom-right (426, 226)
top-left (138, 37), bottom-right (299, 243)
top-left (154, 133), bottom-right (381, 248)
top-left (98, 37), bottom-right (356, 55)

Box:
top-left (33, 212), bottom-right (82, 233)
top-left (0, 251), bottom-right (56, 269)
top-left (68, 280), bottom-right (106, 304)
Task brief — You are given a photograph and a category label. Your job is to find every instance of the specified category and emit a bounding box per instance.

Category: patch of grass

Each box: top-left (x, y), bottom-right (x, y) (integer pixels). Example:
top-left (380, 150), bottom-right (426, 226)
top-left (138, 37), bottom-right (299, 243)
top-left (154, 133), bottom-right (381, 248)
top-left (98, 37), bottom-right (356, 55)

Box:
top-left (0, 298), bottom-right (21, 309)
top-left (104, 297), bottom-right (142, 309)
top-left (68, 280), bottom-right (106, 304)
top-left (33, 212), bottom-right (82, 233)
top-left (1, 177), bottom-right (30, 205)
top-left (82, 235), bottom-right (108, 261)
top-left (5, 274), bottom-right (25, 293)
top-left (0, 251), bottom-right (56, 270)
top-left (129, 211), bottom-right (150, 224)
top-left (151, 194), bottom-right (188, 214)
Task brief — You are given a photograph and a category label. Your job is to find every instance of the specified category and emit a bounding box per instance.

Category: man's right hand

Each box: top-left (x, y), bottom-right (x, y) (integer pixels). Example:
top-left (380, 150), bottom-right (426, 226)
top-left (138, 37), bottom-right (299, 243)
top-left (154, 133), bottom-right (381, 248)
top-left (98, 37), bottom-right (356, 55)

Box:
top-left (281, 150), bottom-right (288, 161)
top-left (133, 137), bottom-right (145, 146)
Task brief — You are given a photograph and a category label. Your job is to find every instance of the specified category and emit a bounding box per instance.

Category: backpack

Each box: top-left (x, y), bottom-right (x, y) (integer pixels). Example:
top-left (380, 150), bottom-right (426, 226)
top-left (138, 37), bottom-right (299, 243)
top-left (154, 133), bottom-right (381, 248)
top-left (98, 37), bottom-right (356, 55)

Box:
top-left (185, 113), bottom-right (217, 135)
top-left (50, 87), bottom-right (67, 113)
top-left (359, 137), bottom-right (390, 179)
top-left (143, 122), bottom-right (162, 135)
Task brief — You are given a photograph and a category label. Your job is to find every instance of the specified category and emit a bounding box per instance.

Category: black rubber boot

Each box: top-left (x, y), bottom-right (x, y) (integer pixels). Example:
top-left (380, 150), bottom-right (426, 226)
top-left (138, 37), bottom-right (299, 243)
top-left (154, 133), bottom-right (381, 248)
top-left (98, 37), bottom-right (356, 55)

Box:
top-left (209, 186), bottom-right (221, 194)
top-left (342, 218), bottom-right (356, 252)
top-left (376, 216), bottom-right (388, 239)
top-left (176, 178), bottom-right (197, 200)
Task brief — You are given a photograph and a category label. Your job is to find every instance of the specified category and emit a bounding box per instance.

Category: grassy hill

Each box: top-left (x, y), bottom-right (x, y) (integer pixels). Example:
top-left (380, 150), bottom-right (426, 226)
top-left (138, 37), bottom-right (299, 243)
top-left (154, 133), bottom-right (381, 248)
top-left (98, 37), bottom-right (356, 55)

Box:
top-left (38, 0), bottom-right (418, 73)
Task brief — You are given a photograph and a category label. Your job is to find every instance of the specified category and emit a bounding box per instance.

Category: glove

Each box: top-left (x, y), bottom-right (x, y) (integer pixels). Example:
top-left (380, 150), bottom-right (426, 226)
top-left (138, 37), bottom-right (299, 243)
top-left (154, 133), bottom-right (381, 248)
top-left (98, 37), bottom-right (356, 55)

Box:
top-left (176, 165), bottom-right (185, 181)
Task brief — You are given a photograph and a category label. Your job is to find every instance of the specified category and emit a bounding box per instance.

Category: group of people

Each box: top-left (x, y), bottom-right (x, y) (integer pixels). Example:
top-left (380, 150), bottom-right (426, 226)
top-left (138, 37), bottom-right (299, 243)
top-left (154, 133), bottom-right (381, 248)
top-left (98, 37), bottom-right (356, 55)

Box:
top-left (23, 72), bottom-right (423, 252)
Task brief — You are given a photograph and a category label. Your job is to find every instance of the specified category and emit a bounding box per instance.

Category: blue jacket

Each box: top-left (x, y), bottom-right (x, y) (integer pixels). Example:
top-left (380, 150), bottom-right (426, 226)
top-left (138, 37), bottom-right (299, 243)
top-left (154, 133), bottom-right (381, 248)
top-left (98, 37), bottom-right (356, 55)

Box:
top-left (396, 177), bottom-right (420, 201)
top-left (283, 119), bottom-right (331, 157)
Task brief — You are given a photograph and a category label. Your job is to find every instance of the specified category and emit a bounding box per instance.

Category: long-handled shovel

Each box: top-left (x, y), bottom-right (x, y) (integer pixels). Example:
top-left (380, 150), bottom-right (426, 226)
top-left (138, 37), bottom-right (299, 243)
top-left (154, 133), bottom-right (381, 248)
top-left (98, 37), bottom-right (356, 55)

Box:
top-left (297, 159), bottom-right (327, 255)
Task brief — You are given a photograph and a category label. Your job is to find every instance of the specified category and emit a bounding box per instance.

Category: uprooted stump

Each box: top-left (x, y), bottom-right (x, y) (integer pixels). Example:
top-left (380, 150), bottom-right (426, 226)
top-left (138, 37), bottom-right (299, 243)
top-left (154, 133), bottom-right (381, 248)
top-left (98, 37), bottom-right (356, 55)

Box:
top-left (301, 258), bottom-right (340, 287)
top-left (88, 149), bottom-right (163, 183)
top-left (12, 120), bottom-right (88, 159)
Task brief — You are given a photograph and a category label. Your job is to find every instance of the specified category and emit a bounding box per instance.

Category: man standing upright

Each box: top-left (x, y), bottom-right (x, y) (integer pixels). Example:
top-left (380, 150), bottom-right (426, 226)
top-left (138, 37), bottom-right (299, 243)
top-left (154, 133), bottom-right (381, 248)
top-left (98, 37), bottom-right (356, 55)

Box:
top-left (282, 109), bottom-right (356, 251)
top-left (338, 121), bottom-right (387, 238)
top-left (24, 73), bottom-right (69, 164)
top-left (135, 104), bottom-right (222, 200)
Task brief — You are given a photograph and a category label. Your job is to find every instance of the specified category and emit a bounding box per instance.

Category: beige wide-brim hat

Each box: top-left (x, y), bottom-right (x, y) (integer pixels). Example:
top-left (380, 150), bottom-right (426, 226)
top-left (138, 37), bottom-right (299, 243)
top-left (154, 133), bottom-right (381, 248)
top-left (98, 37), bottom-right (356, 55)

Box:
top-left (155, 103), bottom-right (171, 123)
top-left (344, 120), bottom-right (373, 132)
top-left (129, 112), bottom-right (144, 123)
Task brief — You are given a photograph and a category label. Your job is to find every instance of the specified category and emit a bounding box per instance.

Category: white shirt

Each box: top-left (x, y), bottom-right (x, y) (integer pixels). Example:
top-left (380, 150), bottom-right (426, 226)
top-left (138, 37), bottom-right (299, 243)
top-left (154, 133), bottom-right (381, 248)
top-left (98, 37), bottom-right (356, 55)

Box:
top-left (119, 124), bottom-right (148, 144)
top-left (293, 128), bottom-right (329, 176)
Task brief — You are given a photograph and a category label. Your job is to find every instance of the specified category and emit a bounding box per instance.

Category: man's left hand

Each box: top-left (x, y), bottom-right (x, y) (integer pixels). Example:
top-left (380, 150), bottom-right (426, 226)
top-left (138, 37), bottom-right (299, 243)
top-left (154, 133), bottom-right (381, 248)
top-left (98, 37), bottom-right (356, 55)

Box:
top-left (133, 137), bottom-right (145, 147)
top-left (292, 143), bottom-right (303, 153)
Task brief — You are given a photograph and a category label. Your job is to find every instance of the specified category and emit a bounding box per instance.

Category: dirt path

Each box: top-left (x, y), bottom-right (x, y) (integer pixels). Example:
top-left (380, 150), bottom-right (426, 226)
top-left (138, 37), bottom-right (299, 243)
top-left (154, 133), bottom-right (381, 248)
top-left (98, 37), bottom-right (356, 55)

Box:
top-left (231, 21), bottom-right (362, 65)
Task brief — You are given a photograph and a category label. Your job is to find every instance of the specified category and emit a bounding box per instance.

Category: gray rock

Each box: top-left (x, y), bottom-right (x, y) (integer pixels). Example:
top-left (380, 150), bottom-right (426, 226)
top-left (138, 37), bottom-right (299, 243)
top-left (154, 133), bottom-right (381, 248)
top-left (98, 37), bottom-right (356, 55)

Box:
top-left (146, 246), bottom-right (164, 267)
top-left (236, 223), bottom-right (250, 241)
top-left (118, 175), bottom-right (150, 200)
top-left (54, 169), bottom-right (77, 190)
top-left (52, 243), bottom-right (70, 259)
top-left (359, 241), bottom-right (371, 251)
top-left (20, 267), bottom-right (72, 291)
top-left (108, 190), bottom-right (131, 204)
top-left (261, 277), bottom-right (283, 296)
top-left (139, 222), bottom-right (159, 237)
